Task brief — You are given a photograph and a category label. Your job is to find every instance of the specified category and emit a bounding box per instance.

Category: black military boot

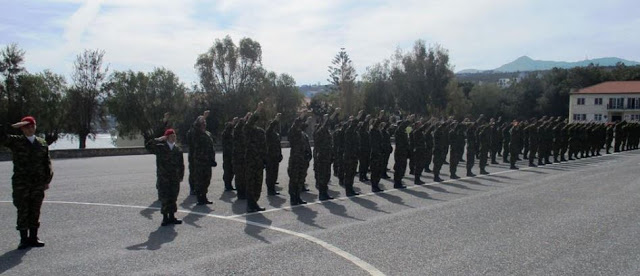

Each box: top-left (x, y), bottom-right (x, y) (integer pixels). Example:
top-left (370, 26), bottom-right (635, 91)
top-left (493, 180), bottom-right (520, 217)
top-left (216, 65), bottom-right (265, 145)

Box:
top-left (319, 192), bottom-right (334, 201)
top-left (381, 173), bottom-right (390, 179)
top-left (466, 169), bottom-right (476, 177)
top-left (393, 181), bottom-right (407, 189)
top-left (346, 188), bottom-right (360, 197)
top-left (267, 189), bottom-right (280, 196)
top-left (480, 169), bottom-right (489, 175)
top-left (529, 162), bottom-right (537, 167)
top-left (414, 175), bottom-right (425, 185)
top-left (197, 194), bottom-right (213, 205)
top-left (510, 165), bottom-right (519, 170)
top-left (450, 173), bottom-right (460, 179)
top-left (161, 213), bottom-right (171, 226)
top-left (224, 184), bottom-right (236, 191)
top-left (424, 167), bottom-right (432, 173)
top-left (290, 195), bottom-right (299, 205)
top-left (433, 173), bottom-right (443, 182)
top-left (169, 213), bottom-right (182, 225)
top-left (28, 228), bottom-right (45, 247)
top-left (372, 182), bottom-right (384, 193)
top-left (247, 201), bottom-right (266, 212)
top-left (296, 196), bottom-right (307, 205)
top-left (18, 230), bottom-right (30, 250)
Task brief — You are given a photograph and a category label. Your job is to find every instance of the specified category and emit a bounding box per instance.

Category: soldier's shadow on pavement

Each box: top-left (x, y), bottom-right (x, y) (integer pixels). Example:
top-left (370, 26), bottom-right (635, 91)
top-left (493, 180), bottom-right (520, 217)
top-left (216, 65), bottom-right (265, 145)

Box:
top-left (292, 206), bottom-right (324, 229)
top-left (397, 188), bottom-right (442, 201)
top-left (421, 185), bottom-right (462, 195)
top-left (218, 191), bottom-right (237, 204)
top-left (457, 178), bottom-right (491, 186)
top-left (349, 197), bottom-right (389, 214)
top-left (182, 204), bottom-right (213, 228)
top-left (179, 195), bottom-right (198, 209)
top-left (320, 201), bottom-right (364, 221)
top-left (376, 192), bottom-right (412, 208)
top-left (441, 181), bottom-right (477, 191)
top-left (267, 194), bottom-right (286, 208)
top-left (231, 200), bottom-right (247, 215)
top-left (126, 226), bottom-right (178, 251)
top-left (0, 248), bottom-right (30, 274)
top-left (244, 213), bottom-right (273, 244)
top-left (140, 201), bottom-right (161, 220)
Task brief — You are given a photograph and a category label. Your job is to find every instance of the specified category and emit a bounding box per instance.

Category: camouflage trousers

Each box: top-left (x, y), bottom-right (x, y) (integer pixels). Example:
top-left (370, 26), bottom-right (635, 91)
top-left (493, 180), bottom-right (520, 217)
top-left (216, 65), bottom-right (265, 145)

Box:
top-left (288, 162), bottom-right (308, 197)
top-left (222, 155), bottom-right (234, 189)
top-left (245, 159), bottom-right (264, 208)
top-left (233, 159), bottom-right (247, 198)
top-left (265, 157), bottom-right (280, 193)
top-left (412, 149), bottom-right (426, 179)
top-left (449, 151), bottom-right (461, 175)
top-left (191, 165), bottom-right (212, 195)
top-left (314, 160), bottom-right (331, 193)
top-left (393, 153), bottom-right (408, 184)
top-left (370, 154), bottom-right (385, 185)
top-left (466, 148), bottom-right (476, 173)
top-left (343, 158), bottom-right (358, 193)
top-left (157, 178), bottom-right (179, 214)
top-left (12, 180), bottom-right (46, 230)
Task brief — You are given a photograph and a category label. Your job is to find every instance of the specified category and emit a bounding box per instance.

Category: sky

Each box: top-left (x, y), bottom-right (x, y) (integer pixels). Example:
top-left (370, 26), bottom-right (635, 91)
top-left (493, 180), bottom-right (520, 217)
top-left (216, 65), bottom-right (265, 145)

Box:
top-left (1, 0), bottom-right (639, 86)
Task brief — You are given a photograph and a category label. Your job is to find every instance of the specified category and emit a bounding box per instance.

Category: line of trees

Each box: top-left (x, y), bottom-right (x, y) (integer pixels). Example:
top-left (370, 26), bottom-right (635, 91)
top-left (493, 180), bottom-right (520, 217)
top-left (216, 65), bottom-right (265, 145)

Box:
top-left (0, 36), bottom-right (304, 148)
top-left (3, 37), bottom-right (640, 149)
top-left (314, 40), bottom-right (640, 121)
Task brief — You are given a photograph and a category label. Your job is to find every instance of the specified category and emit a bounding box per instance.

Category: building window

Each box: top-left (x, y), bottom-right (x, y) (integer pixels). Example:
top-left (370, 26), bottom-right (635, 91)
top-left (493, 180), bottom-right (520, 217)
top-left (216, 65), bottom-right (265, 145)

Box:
top-left (631, 114), bottom-right (640, 121)
top-left (608, 98), bottom-right (625, 109)
top-left (630, 98), bottom-right (640, 109)
top-left (594, 98), bottom-right (603, 105)
top-left (594, 114), bottom-right (603, 121)
top-left (577, 98), bottom-right (585, 105)
top-left (573, 114), bottom-right (586, 121)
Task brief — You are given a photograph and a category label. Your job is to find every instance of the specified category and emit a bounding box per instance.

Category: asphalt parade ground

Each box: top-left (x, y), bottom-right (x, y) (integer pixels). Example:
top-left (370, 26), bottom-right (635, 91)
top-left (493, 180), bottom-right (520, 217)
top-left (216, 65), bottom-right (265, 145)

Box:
top-left (2, 148), bottom-right (640, 275)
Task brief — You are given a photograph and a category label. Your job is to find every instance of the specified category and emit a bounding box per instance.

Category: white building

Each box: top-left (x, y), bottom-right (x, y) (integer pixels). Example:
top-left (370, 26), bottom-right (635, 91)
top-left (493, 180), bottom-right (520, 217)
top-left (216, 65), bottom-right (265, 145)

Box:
top-left (569, 81), bottom-right (640, 123)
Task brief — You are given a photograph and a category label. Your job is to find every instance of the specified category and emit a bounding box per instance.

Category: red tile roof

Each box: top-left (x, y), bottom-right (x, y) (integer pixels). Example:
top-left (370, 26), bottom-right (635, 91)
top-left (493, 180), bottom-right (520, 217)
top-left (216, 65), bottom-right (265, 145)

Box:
top-left (573, 81), bottom-right (640, 94)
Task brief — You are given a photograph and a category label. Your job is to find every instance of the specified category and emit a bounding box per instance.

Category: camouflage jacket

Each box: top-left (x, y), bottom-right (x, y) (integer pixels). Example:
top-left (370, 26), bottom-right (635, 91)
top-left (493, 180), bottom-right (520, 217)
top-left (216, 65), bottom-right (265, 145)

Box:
top-left (190, 128), bottom-right (216, 167)
top-left (145, 139), bottom-right (185, 182)
top-left (0, 129), bottom-right (53, 185)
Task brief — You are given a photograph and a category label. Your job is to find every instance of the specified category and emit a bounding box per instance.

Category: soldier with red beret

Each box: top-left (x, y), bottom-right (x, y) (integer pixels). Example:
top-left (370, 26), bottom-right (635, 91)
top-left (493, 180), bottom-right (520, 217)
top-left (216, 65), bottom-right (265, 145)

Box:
top-left (145, 128), bottom-right (185, 226)
top-left (1, 116), bottom-right (53, 249)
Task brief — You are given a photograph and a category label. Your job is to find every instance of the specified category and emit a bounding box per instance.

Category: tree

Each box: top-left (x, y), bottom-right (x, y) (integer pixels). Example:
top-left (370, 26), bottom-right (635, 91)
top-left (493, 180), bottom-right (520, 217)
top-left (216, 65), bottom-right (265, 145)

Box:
top-left (195, 36), bottom-right (266, 131)
top-left (0, 43), bottom-right (27, 125)
top-left (468, 83), bottom-right (505, 118)
top-left (362, 61), bottom-right (395, 114)
top-left (445, 80), bottom-right (472, 119)
top-left (328, 48), bottom-right (357, 115)
top-left (66, 49), bottom-right (109, 149)
top-left (106, 68), bottom-right (187, 141)
top-left (14, 71), bottom-right (68, 144)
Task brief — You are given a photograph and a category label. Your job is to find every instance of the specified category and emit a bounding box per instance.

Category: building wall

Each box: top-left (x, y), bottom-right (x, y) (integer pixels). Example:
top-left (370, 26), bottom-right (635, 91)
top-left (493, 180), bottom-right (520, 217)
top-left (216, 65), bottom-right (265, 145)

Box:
top-left (569, 93), bottom-right (640, 123)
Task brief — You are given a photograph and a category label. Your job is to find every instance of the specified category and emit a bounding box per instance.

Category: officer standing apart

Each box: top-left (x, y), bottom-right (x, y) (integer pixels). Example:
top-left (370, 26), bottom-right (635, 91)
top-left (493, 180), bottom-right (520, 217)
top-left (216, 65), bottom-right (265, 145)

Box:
top-left (145, 129), bottom-right (185, 226)
top-left (1, 116), bottom-right (53, 249)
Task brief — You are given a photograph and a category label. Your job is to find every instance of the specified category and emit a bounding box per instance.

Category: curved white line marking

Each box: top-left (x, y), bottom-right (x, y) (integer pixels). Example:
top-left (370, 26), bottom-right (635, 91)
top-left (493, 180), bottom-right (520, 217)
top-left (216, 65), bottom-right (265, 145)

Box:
top-left (0, 200), bottom-right (385, 276)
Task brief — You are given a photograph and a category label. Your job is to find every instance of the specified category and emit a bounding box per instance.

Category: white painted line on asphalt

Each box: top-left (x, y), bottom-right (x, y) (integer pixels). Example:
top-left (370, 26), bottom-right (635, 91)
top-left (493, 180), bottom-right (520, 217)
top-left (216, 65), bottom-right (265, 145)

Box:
top-left (0, 200), bottom-right (385, 276)
top-left (228, 150), bottom-right (635, 218)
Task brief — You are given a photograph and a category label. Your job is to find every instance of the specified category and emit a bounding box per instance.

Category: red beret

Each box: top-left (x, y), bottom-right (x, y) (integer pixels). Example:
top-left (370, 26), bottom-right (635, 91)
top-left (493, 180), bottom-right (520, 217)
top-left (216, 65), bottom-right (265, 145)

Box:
top-left (21, 116), bottom-right (36, 126)
top-left (163, 128), bottom-right (176, 136)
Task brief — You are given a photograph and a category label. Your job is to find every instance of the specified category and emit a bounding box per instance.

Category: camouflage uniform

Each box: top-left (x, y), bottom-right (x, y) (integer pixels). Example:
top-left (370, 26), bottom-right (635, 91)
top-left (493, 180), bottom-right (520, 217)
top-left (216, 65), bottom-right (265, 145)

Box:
top-left (332, 124), bottom-right (345, 185)
top-left (509, 124), bottom-right (521, 169)
top-left (449, 124), bottom-right (465, 179)
top-left (432, 123), bottom-right (446, 181)
top-left (145, 139), bottom-right (184, 215)
top-left (357, 120), bottom-right (371, 181)
top-left (369, 121), bottom-right (385, 192)
top-left (221, 121), bottom-right (235, 190)
top-left (1, 129), bottom-right (53, 232)
top-left (465, 122), bottom-right (477, 176)
top-left (343, 120), bottom-right (360, 196)
top-left (424, 123), bottom-right (434, 173)
top-left (265, 119), bottom-right (282, 195)
top-left (313, 117), bottom-right (333, 199)
top-left (232, 119), bottom-right (247, 199)
top-left (190, 125), bottom-right (217, 203)
top-left (393, 120), bottom-right (411, 188)
top-left (502, 123), bottom-right (511, 163)
top-left (288, 117), bottom-right (312, 204)
top-left (477, 124), bottom-right (491, 174)
top-left (411, 123), bottom-right (427, 184)
top-left (244, 113), bottom-right (267, 212)
top-left (526, 122), bottom-right (539, 166)
top-left (381, 124), bottom-right (393, 178)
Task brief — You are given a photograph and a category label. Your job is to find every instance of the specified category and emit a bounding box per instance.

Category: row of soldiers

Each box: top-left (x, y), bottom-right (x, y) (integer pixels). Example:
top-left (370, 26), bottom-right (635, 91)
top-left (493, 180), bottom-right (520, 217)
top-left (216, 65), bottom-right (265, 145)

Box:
top-left (217, 109), bottom-right (640, 212)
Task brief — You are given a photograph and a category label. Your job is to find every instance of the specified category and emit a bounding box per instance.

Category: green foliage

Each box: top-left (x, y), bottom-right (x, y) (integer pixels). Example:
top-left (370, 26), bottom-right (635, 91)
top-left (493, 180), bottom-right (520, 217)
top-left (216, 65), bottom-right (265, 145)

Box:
top-left (66, 49), bottom-right (109, 149)
top-left (328, 48), bottom-right (358, 115)
top-left (445, 80), bottom-right (471, 119)
top-left (106, 68), bottom-right (187, 140)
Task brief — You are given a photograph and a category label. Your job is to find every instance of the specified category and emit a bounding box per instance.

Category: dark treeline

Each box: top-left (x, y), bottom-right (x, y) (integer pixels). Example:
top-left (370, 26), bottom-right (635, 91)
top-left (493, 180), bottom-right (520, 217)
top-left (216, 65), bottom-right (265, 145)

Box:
top-left (0, 36), bottom-right (304, 148)
top-left (3, 37), bottom-right (640, 149)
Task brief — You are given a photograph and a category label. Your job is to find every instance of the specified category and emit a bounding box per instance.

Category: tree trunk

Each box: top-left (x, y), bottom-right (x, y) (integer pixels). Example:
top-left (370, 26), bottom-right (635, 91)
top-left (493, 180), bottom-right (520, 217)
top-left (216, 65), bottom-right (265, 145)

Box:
top-left (79, 133), bottom-right (88, 149)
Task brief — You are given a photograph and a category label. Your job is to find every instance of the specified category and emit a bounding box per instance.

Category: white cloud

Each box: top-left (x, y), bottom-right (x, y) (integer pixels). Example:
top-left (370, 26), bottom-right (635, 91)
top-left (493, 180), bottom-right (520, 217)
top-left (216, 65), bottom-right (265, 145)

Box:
top-left (7, 0), bottom-right (640, 85)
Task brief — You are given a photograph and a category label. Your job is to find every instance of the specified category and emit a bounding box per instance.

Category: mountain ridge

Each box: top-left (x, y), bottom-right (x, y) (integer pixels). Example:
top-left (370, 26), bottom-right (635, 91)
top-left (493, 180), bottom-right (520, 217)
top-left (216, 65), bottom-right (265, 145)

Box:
top-left (458, 56), bottom-right (640, 74)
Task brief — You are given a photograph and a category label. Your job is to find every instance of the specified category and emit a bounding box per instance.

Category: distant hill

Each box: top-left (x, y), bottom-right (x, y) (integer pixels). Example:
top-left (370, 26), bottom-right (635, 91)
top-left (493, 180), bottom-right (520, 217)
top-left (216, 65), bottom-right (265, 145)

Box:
top-left (458, 56), bottom-right (640, 74)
